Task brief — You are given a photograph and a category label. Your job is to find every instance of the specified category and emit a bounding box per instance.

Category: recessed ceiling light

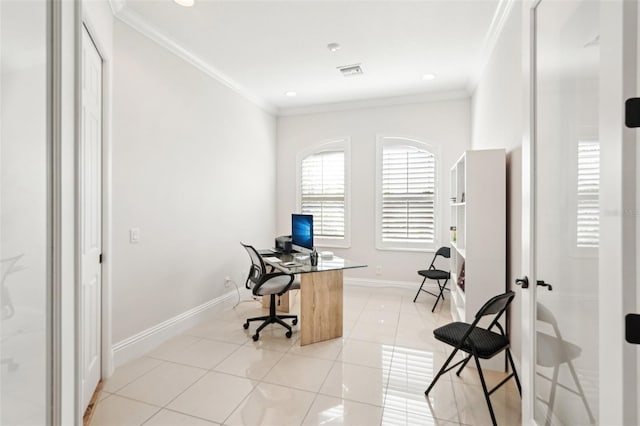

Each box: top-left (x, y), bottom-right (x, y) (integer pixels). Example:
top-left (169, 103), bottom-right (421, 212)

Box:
top-left (174, 0), bottom-right (194, 7)
top-left (327, 43), bottom-right (341, 52)
top-left (285, 91), bottom-right (297, 97)
top-left (422, 73), bottom-right (436, 81)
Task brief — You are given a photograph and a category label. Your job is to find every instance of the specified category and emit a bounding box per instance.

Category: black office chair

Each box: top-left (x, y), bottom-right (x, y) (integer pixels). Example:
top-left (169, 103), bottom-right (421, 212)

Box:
top-left (241, 243), bottom-right (299, 341)
top-left (425, 291), bottom-right (521, 426)
top-left (413, 246), bottom-right (451, 312)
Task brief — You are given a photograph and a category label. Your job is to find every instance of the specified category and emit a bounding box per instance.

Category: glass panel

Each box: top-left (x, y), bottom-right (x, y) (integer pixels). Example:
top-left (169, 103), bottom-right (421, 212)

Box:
top-left (263, 253), bottom-right (366, 274)
top-left (535, 1), bottom-right (599, 424)
top-left (0, 1), bottom-right (50, 424)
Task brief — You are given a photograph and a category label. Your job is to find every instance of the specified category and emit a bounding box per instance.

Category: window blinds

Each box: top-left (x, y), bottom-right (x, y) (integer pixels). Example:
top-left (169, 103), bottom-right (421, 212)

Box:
top-left (301, 150), bottom-right (345, 238)
top-left (577, 140), bottom-right (599, 248)
top-left (381, 145), bottom-right (435, 243)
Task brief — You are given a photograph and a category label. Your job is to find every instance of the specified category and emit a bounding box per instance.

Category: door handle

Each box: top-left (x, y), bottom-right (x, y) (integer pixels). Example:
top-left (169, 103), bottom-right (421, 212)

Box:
top-left (515, 276), bottom-right (529, 289)
top-left (536, 280), bottom-right (553, 291)
top-left (626, 314), bottom-right (640, 344)
top-left (626, 98), bottom-right (640, 128)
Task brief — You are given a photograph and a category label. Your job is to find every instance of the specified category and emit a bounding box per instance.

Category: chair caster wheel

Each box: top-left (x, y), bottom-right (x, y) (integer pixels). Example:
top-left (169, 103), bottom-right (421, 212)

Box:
top-left (252, 333), bottom-right (259, 341)
top-left (243, 322), bottom-right (249, 330)
top-left (285, 330), bottom-right (292, 338)
top-left (292, 319), bottom-right (298, 326)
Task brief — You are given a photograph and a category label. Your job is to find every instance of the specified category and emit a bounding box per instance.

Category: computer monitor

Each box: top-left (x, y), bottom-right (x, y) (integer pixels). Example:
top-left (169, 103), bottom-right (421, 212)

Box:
top-left (291, 213), bottom-right (314, 253)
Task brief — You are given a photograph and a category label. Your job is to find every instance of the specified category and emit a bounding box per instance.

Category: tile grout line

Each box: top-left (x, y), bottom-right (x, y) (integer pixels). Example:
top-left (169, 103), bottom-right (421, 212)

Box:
top-left (103, 357), bottom-right (167, 395)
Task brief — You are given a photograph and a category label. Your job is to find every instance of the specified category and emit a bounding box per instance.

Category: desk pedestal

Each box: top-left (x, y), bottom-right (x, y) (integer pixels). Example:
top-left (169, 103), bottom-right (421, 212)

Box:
top-left (300, 270), bottom-right (343, 346)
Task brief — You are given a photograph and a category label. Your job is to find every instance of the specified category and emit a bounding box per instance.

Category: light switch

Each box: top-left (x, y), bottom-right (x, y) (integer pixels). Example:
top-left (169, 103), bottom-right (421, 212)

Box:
top-left (130, 228), bottom-right (140, 243)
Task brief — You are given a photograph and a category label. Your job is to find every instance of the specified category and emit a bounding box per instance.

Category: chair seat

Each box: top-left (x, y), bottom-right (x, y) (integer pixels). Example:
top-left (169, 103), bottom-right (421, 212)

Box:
top-left (417, 269), bottom-right (450, 280)
top-left (433, 322), bottom-right (509, 359)
top-left (254, 274), bottom-right (295, 296)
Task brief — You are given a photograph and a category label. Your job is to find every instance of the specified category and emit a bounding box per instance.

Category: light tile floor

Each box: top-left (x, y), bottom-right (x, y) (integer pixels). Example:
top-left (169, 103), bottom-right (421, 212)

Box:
top-left (91, 286), bottom-right (521, 426)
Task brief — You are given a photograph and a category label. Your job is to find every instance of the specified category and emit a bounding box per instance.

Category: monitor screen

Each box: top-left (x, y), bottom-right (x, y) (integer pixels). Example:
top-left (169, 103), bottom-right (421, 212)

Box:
top-left (291, 214), bottom-right (314, 252)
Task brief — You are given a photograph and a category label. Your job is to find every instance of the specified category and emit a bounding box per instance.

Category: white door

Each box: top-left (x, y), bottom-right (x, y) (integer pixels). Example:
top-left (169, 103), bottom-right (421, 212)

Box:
top-left (80, 25), bottom-right (103, 412)
top-left (521, 1), bottom-right (638, 425)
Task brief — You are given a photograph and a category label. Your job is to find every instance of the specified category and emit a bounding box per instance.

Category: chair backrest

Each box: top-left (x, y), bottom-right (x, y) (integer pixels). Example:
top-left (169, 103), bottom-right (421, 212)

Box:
top-left (241, 242), bottom-right (267, 288)
top-left (429, 246), bottom-right (451, 270)
top-left (473, 291), bottom-right (515, 331)
top-left (435, 246), bottom-right (451, 259)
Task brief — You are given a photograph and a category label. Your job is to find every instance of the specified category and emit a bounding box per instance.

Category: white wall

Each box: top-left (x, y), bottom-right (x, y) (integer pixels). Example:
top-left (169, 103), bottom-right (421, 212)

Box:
top-left (470, 2), bottom-right (523, 360)
top-left (276, 99), bottom-right (471, 283)
top-left (111, 21), bottom-right (277, 344)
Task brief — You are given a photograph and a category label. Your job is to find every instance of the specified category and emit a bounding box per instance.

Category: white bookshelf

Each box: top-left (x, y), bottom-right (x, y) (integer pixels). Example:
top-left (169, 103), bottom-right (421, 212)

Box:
top-left (449, 149), bottom-right (506, 329)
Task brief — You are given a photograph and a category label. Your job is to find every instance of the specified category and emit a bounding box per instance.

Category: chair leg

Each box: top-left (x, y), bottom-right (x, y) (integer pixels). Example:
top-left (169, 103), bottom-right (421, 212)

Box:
top-left (506, 349), bottom-right (522, 396)
top-left (274, 317), bottom-right (292, 332)
top-left (246, 315), bottom-right (269, 323)
top-left (245, 294), bottom-right (298, 340)
top-left (431, 278), bottom-right (450, 312)
top-left (279, 314), bottom-right (298, 320)
top-left (255, 318), bottom-right (273, 335)
top-left (473, 353), bottom-right (498, 426)
top-left (425, 348), bottom-right (460, 395)
top-left (413, 277), bottom-right (427, 302)
top-left (455, 354), bottom-right (472, 376)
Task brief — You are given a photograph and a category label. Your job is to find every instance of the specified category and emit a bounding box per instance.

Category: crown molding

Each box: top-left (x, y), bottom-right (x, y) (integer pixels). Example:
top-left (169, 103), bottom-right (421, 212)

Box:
top-left (109, 1), bottom-right (276, 114)
top-left (278, 89), bottom-right (470, 117)
top-left (466, 0), bottom-right (516, 93)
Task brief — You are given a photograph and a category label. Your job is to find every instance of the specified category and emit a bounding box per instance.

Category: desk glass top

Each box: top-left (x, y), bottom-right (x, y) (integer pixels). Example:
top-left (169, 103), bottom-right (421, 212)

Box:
top-left (260, 251), bottom-right (366, 274)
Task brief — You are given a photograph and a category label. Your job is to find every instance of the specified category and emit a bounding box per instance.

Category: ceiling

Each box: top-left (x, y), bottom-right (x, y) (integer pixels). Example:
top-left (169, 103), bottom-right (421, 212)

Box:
top-left (117, 0), bottom-right (504, 114)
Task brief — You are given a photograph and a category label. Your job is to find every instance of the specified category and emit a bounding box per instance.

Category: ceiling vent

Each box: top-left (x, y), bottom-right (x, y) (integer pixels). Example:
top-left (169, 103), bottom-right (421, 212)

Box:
top-left (337, 64), bottom-right (363, 77)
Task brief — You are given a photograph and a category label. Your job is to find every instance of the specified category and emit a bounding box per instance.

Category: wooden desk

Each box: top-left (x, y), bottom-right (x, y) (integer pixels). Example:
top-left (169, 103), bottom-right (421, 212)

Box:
top-left (261, 253), bottom-right (365, 346)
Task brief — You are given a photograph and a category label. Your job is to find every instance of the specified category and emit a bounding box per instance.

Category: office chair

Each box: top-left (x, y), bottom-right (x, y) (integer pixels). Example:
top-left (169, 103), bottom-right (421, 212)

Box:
top-left (413, 246), bottom-right (451, 312)
top-left (425, 291), bottom-right (521, 426)
top-left (241, 243), bottom-right (299, 341)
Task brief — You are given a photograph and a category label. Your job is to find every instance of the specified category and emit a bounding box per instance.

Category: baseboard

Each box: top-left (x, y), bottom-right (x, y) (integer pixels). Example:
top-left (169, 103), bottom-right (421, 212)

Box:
top-left (112, 290), bottom-right (237, 368)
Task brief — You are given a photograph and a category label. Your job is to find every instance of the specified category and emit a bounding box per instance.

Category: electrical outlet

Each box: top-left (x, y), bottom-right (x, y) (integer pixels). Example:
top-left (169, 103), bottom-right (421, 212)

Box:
top-left (375, 265), bottom-right (382, 275)
top-left (129, 227), bottom-right (140, 244)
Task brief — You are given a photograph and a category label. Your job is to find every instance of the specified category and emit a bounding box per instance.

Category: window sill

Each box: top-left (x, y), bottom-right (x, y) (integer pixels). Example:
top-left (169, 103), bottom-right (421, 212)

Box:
top-left (315, 241), bottom-right (351, 249)
top-left (375, 244), bottom-right (437, 253)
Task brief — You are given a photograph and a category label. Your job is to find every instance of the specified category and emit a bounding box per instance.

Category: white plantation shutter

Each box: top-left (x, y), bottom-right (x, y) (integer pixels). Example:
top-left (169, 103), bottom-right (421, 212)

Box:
top-left (381, 144), bottom-right (436, 244)
top-left (577, 140), bottom-right (599, 248)
top-left (301, 150), bottom-right (345, 239)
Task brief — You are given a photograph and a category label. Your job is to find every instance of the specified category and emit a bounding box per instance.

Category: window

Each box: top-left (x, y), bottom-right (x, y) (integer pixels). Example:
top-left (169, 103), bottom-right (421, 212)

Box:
top-left (297, 138), bottom-right (350, 247)
top-left (376, 136), bottom-right (437, 250)
top-left (576, 140), bottom-right (600, 248)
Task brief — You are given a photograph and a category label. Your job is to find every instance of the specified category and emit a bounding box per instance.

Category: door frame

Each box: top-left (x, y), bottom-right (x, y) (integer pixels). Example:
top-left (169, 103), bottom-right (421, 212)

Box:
top-left (520, 1), bottom-right (537, 423)
top-left (597, 1), bottom-right (638, 424)
top-left (521, 1), bottom-right (638, 424)
top-left (75, 12), bottom-right (114, 421)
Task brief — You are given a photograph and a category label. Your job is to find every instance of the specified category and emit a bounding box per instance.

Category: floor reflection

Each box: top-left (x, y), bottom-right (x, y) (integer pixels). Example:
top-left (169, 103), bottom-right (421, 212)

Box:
top-left (1, 253), bottom-right (48, 425)
top-left (1, 254), bottom-right (27, 374)
top-left (536, 302), bottom-right (596, 425)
